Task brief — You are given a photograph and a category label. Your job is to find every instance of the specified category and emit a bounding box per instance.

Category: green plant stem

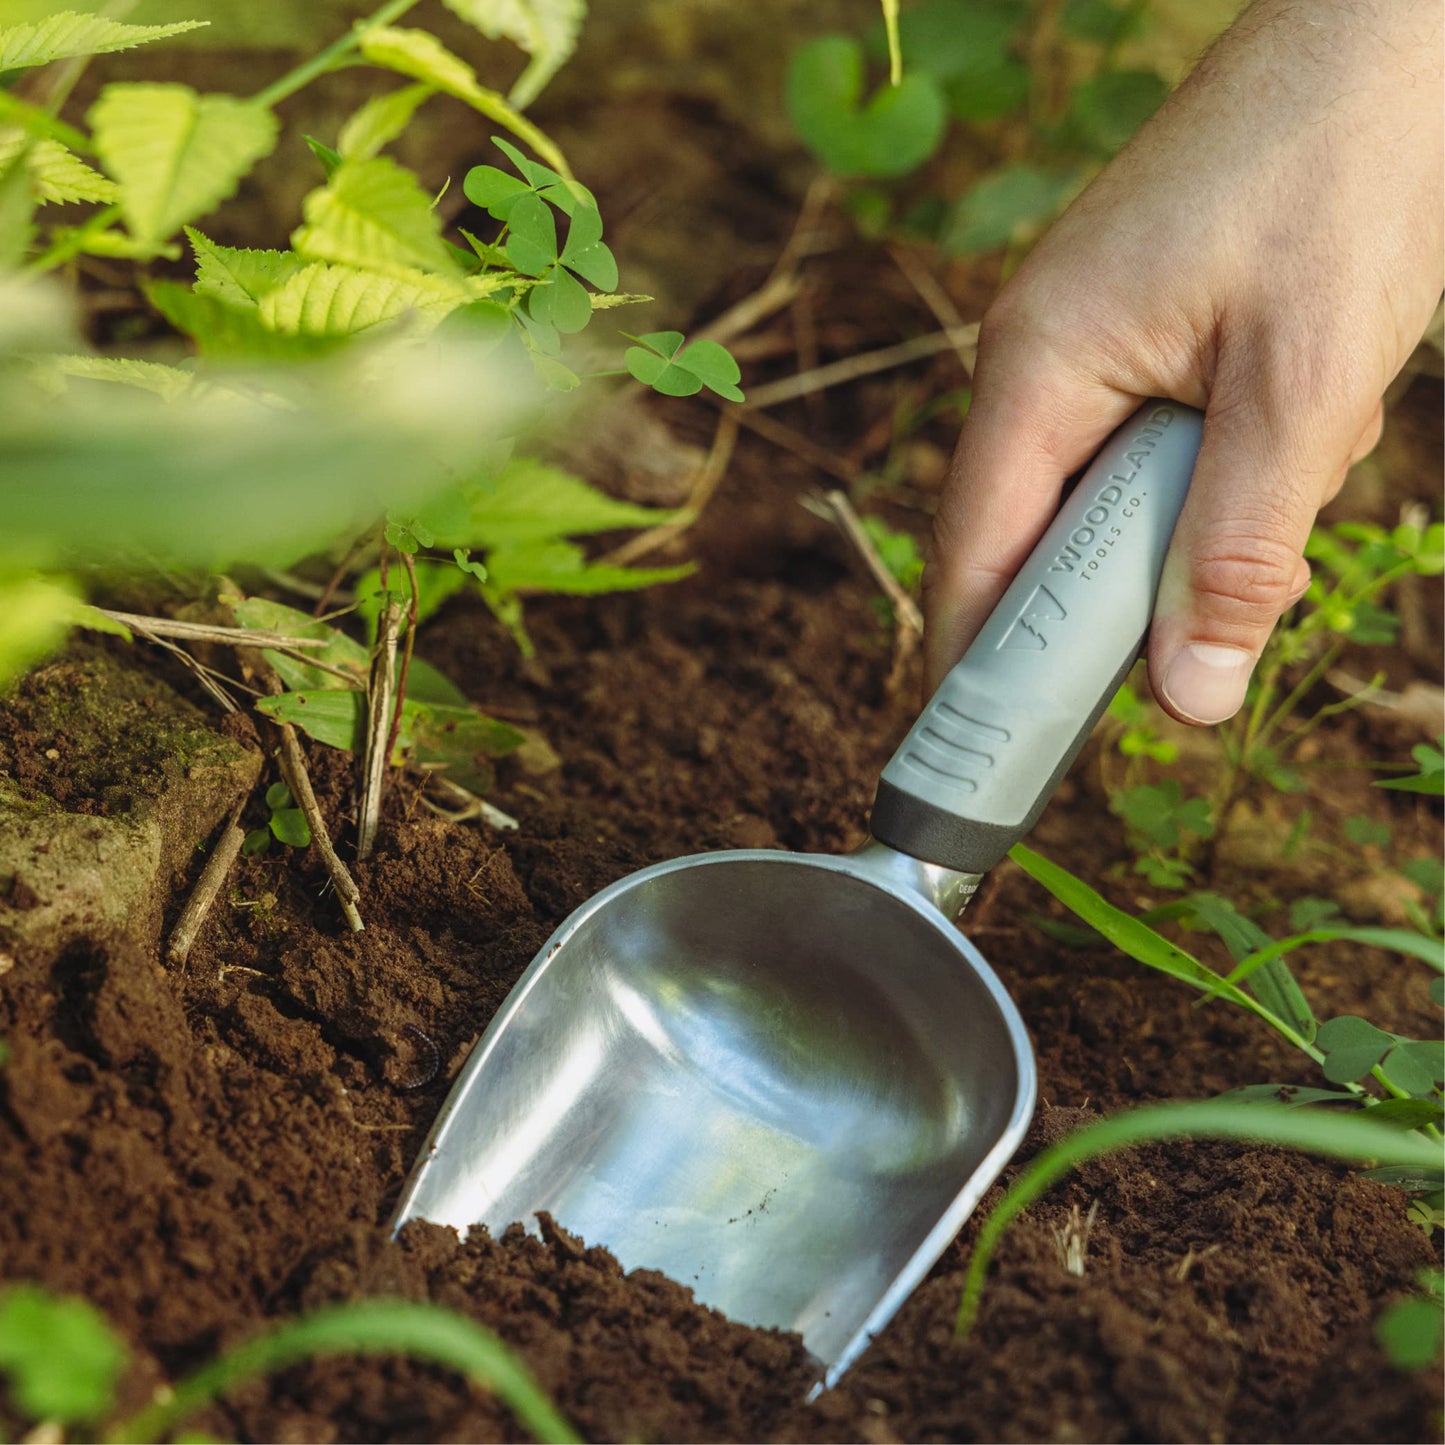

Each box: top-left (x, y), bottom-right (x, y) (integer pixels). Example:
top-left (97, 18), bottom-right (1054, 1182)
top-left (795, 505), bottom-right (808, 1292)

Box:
top-left (23, 204), bottom-right (121, 276)
top-left (955, 1100), bottom-right (1443, 1339)
top-left (1255, 640), bottom-right (1345, 754)
top-left (252, 0), bottom-right (422, 109)
top-left (108, 1300), bottom-right (579, 1445)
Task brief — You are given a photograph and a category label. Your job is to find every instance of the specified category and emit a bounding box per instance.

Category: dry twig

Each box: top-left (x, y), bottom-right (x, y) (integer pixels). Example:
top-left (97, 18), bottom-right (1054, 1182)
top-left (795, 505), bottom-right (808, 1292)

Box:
top-left (166, 799), bottom-right (247, 967)
top-left (822, 489), bottom-right (924, 635)
top-left (728, 407), bottom-right (859, 485)
top-left (422, 774), bottom-right (520, 832)
top-left (357, 596), bottom-right (401, 864)
top-left (98, 610), bottom-right (327, 651)
top-left (887, 244), bottom-right (979, 373)
top-left (274, 723), bottom-right (364, 933)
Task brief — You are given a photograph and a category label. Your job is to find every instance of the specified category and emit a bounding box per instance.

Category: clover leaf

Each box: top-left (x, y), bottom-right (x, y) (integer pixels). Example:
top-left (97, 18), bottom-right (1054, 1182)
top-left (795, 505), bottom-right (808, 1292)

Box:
top-left (623, 331), bottom-right (744, 401)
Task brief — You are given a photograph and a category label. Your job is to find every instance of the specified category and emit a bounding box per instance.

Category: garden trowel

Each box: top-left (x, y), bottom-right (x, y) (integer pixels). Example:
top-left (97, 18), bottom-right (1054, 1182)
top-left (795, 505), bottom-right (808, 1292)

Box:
top-left (395, 399), bottom-right (1205, 1391)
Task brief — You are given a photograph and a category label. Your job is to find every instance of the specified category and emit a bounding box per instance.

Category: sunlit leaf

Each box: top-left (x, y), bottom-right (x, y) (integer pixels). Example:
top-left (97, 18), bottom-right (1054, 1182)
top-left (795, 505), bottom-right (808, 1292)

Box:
top-left (186, 227), bottom-right (304, 306)
top-left (0, 12), bottom-right (204, 70)
top-left (439, 0), bottom-right (585, 107)
top-left (0, 1285), bottom-right (126, 1425)
top-left (338, 82), bottom-right (434, 161)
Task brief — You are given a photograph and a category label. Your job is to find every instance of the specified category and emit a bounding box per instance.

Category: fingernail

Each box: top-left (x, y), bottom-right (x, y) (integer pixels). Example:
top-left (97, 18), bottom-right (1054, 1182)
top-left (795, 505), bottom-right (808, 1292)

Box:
top-left (1160, 643), bottom-right (1254, 725)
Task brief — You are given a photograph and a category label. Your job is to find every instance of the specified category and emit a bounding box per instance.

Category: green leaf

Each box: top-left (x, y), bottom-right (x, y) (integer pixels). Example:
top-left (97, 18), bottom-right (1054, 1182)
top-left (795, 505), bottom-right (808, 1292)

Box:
top-left (439, 0), bottom-right (585, 108)
top-left (1345, 814), bottom-right (1392, 847)
top-left (1067, 69), bottom-right (1170, 155)
top-left (186, 228), bottom-right (304, 306)
top-left (89, 84), bottom-right (278, 248)
top-left (0, 132), bottom-right (117, 206)
top-left (147, 282), bottom-right (339, 361)
top-left (0, 1284), bottom-right (126, 1425)
top-left (943, 163), bottom-right (1078, 254)
top-left (461, 456), bottom-right (681, 546)
top-left (1378, 769), bottom-right (1445, 797)
top-left (32, 354), bottom-right (201, 402)
top-left (1060, 0), bottom-right (1146, 44)
top-left (292, 157), bottom-right (458, 278)
top-left (1316, 1015), bottom-right (1394, 1084)
top-left (504, 191), bottom-right (558, 275)
top-left (1381, 1040), bottom-right (1445, 1098)
top-left (242, 827), bottom-right (271, 856)
top-left (528, 268), bottom-right (591, 333)
top-left (268, 808), bottom-right (312, 848)
top-left (0, 13), bottom-right (205, 70)
top-left (304, 134), bottom-right (342, 178)
top-left (410, 701), bottom-right (526, 793)
top-left (1363, 1098), bottom-right (1445, 1129)
top-left (624, 331), bottom-right (744, 402)
top-left (338, 82), bottom-right (434, 161)
top-left (463, 163), bottom-right (532, 217)
top-left (557, 204), bottom-right (616, 289)
top-left (1217, 1084), bottom-right (1360, 1108)
top-left (786, 35), bottom-right (947, 180)
top-left (255, 689), bottom-right (367, 752)
top-left (0, 572), bottom-right (89, 690)
top-left (487, 540), bottom-right (693, 596)
top-left (1377, 1293), bottom-right (1445, 1371)
top-left (231, 597), bottom-right (368, 691)
top-left (264, 781), bottom-right (292, 810)
top-left (258, 261), bottom-right (470, 336)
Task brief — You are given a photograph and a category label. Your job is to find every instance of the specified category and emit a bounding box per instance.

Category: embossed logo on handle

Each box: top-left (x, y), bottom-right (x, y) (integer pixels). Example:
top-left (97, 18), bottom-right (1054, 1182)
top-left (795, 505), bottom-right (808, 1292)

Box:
top-left (998, 583), bottom-right (1066, 651)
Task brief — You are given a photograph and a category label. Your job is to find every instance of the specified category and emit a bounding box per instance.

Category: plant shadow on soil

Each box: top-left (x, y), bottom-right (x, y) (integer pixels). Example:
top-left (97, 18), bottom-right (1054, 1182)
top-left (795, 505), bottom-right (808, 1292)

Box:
top-left (4, 75), bottom-right (1445, 1445)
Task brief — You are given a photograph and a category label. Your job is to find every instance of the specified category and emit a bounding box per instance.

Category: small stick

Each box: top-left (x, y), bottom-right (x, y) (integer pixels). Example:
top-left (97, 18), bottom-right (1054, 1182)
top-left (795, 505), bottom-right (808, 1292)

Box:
top-left (381, 552), bottom-right (419, 770)
top-left (167, 798), bottom-right (247, 967)
top-left (422, 774), bottom-right (520, 831)
top-left (275, 726), bottom-right (364, 932)
top-left (887, 244), bottom-right (979, 373)
top-left (742, 325), bottom-right (980, 410)
top-left (98, 610), bottom-right (329, 650)
top-left (357, 597), bottom-right (401, 863)
top-left (727, 406), bottom-right (859, 484)
top-left (823, 489), bottom-right (924, 635)
top-left (602, 411), bottom-right (739, 566)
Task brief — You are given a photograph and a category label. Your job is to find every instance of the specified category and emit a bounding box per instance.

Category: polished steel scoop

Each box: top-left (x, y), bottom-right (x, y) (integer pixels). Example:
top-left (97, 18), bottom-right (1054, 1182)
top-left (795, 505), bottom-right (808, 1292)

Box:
top-left (395, 401), bottom-right (1204, 1390)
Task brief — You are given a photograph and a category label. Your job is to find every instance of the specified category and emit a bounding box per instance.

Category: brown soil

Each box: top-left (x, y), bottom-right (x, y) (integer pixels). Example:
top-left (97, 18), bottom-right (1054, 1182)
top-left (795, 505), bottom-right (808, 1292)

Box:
top-left (5, 40), bottom-right (1444, 1444)
top-left (2, 397), bottom-right (1441, 1441)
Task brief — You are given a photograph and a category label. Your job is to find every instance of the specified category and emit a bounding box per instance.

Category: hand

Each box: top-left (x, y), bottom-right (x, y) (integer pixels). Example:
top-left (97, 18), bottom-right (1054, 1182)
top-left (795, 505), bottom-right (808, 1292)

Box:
top-left (924, 0), bottom-right (1443, 724)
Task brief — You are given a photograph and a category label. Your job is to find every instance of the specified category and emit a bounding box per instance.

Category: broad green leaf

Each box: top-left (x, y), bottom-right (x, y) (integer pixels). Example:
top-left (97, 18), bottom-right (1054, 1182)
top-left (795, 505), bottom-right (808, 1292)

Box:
top-left (410, 701), bottom-right (526, 793)
top-left (1217, 1084), bottom-right (1359, 1108)
top-left (0, 572), bottom-right (88, 691)
top-left (668, 338), bottom-right (740, 397)
top-left (265, 781), bottom-right (293, 810)
top-left (231, 597), bottom-right (369, 691)
top-left (528, 268), bottom-right (591, 333)
top-left (1363, 1098), bottom-right (1445, 1129)
top-left (268, 808), bottom-right (312, 847)
top-left (1381, 1040), bottom-right (1445, 1098)
top-left (624, 331), bottom-right (744, 402)
top-left (358, 27), bottom-right (570, 177)
top-left (31, 354), bottom-right (201, 402)
top-left (186, 228), bottom-right (303, 306)
top-left (487, 540), bottom-right (692, 595)
top-left (1377, 1292), bottom-right (1445, 1372)
top-left (338, 82), bottom-right (433, 161)
top-left (490, 136), bottom-right (593, 212)
top-left (0, 1284), bottom-right (126, 1425)
top-left (259, 262), bottom-right (471, 336)
top-left (292, 157), bottom-right (458, 279)
top-left (1067, 69), bottom-right (1170, 155)
top-left (147, 282), bottom-right (339, 361)
top-left (463, 164), bottom-right (531, 217)
top-left (557, 203), bottom-right (616, 289)
top-left (1377, 769), bottom-right (1445, 796)
top-left (256, 689), bottom-right (366, 751)
top-left (1315, 1015), bottom-right (1394, 1085)
top-left (0, 13), bottom-right (205, 70)
top-left (0, 132), bottom-right (116, 205)
top-left (944, 163), bottom-right (1079, 254)
top-left (439, 0), bottom-right (585, 108)
top-left (461, 456), bottom-right (681, 546)
top-left (90, 84), bottom-right (278, 248)
top-left (1060, 0), bottom-right (1146, 44)
top-left (504, 191), bottom-right (557, 275)
top-left (786, 35), bottom-right (946, 180)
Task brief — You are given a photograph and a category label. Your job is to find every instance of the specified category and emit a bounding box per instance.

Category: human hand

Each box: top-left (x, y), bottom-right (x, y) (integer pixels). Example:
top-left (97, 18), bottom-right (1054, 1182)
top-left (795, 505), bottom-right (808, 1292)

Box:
top-left (924, 0), bottom-right (1443, 724)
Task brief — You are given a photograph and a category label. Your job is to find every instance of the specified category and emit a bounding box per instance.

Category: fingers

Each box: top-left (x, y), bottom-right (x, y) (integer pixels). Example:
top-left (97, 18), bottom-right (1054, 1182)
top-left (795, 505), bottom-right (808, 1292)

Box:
top-left (923, 305), bottom-right (1137, 693)
top-left (1147, 383), bottom-right (1371, 726)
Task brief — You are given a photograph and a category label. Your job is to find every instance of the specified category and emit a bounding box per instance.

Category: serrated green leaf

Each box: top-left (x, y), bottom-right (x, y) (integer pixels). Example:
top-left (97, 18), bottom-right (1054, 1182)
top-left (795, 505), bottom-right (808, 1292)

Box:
top-left (338, 82), bottom-right (434, 161)
top-left (259, 261), bottom-right (470, 336)
top-left (1316, 1015), bottom-right (1395, 1084)
top-left (943, 163), bottom-right (1079, 254)
top-left (0, 131), bottom-right (117, 206)
top-left (147, 281), bottom-right (339, 361)
top-left (31, 354), bottom-right (201, 402)
top-left (461, 456), bottom-right (681, 546)
top-left (0, 1285), bottom-right (126, 1425)
top-left (440, 0), bottom-right (585, 108)
top-left (90, 84), bottom-right (278, 248)
top-left (0, 13), bottom-right (205, 70)
top-left (487, 540), bottom-right (694, 595)
top-left (292, 156), bottom-right (458, 278)
top-left (186, 228), bottom-right (303, 306)
top-left (358, 27), bottom-right (570, 177)
top-left (786, 35), bottom-right (947, 180)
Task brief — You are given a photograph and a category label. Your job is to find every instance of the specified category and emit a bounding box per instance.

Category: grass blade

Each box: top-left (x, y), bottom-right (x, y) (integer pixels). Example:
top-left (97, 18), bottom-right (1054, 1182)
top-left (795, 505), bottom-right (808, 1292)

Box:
top-left (955, 1100), bottom-right (1443, 1339)
top-left (109, 1299), bottom-right (579, 1444)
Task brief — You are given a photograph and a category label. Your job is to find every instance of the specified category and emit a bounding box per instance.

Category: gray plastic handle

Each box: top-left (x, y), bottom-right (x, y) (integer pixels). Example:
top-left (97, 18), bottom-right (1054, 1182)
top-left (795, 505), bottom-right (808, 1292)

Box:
top-left (871, 400), bottom-right (1204, 875)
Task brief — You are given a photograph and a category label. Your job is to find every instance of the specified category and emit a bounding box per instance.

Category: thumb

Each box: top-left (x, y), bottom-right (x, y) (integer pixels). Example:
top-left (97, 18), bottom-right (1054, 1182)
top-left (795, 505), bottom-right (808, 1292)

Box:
top-left (1147, 395), bottom-right (1357, 725)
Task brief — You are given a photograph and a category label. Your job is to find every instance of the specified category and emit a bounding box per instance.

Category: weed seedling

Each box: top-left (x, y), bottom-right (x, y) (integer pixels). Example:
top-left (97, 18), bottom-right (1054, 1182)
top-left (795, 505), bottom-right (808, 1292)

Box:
top-left (242, 781), bottom-right (311, 857)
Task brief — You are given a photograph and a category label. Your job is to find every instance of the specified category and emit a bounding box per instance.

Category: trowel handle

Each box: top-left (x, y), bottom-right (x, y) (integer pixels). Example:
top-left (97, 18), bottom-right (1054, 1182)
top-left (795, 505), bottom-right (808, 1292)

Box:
top-left (870, 400), bottom-right (1204, 875)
